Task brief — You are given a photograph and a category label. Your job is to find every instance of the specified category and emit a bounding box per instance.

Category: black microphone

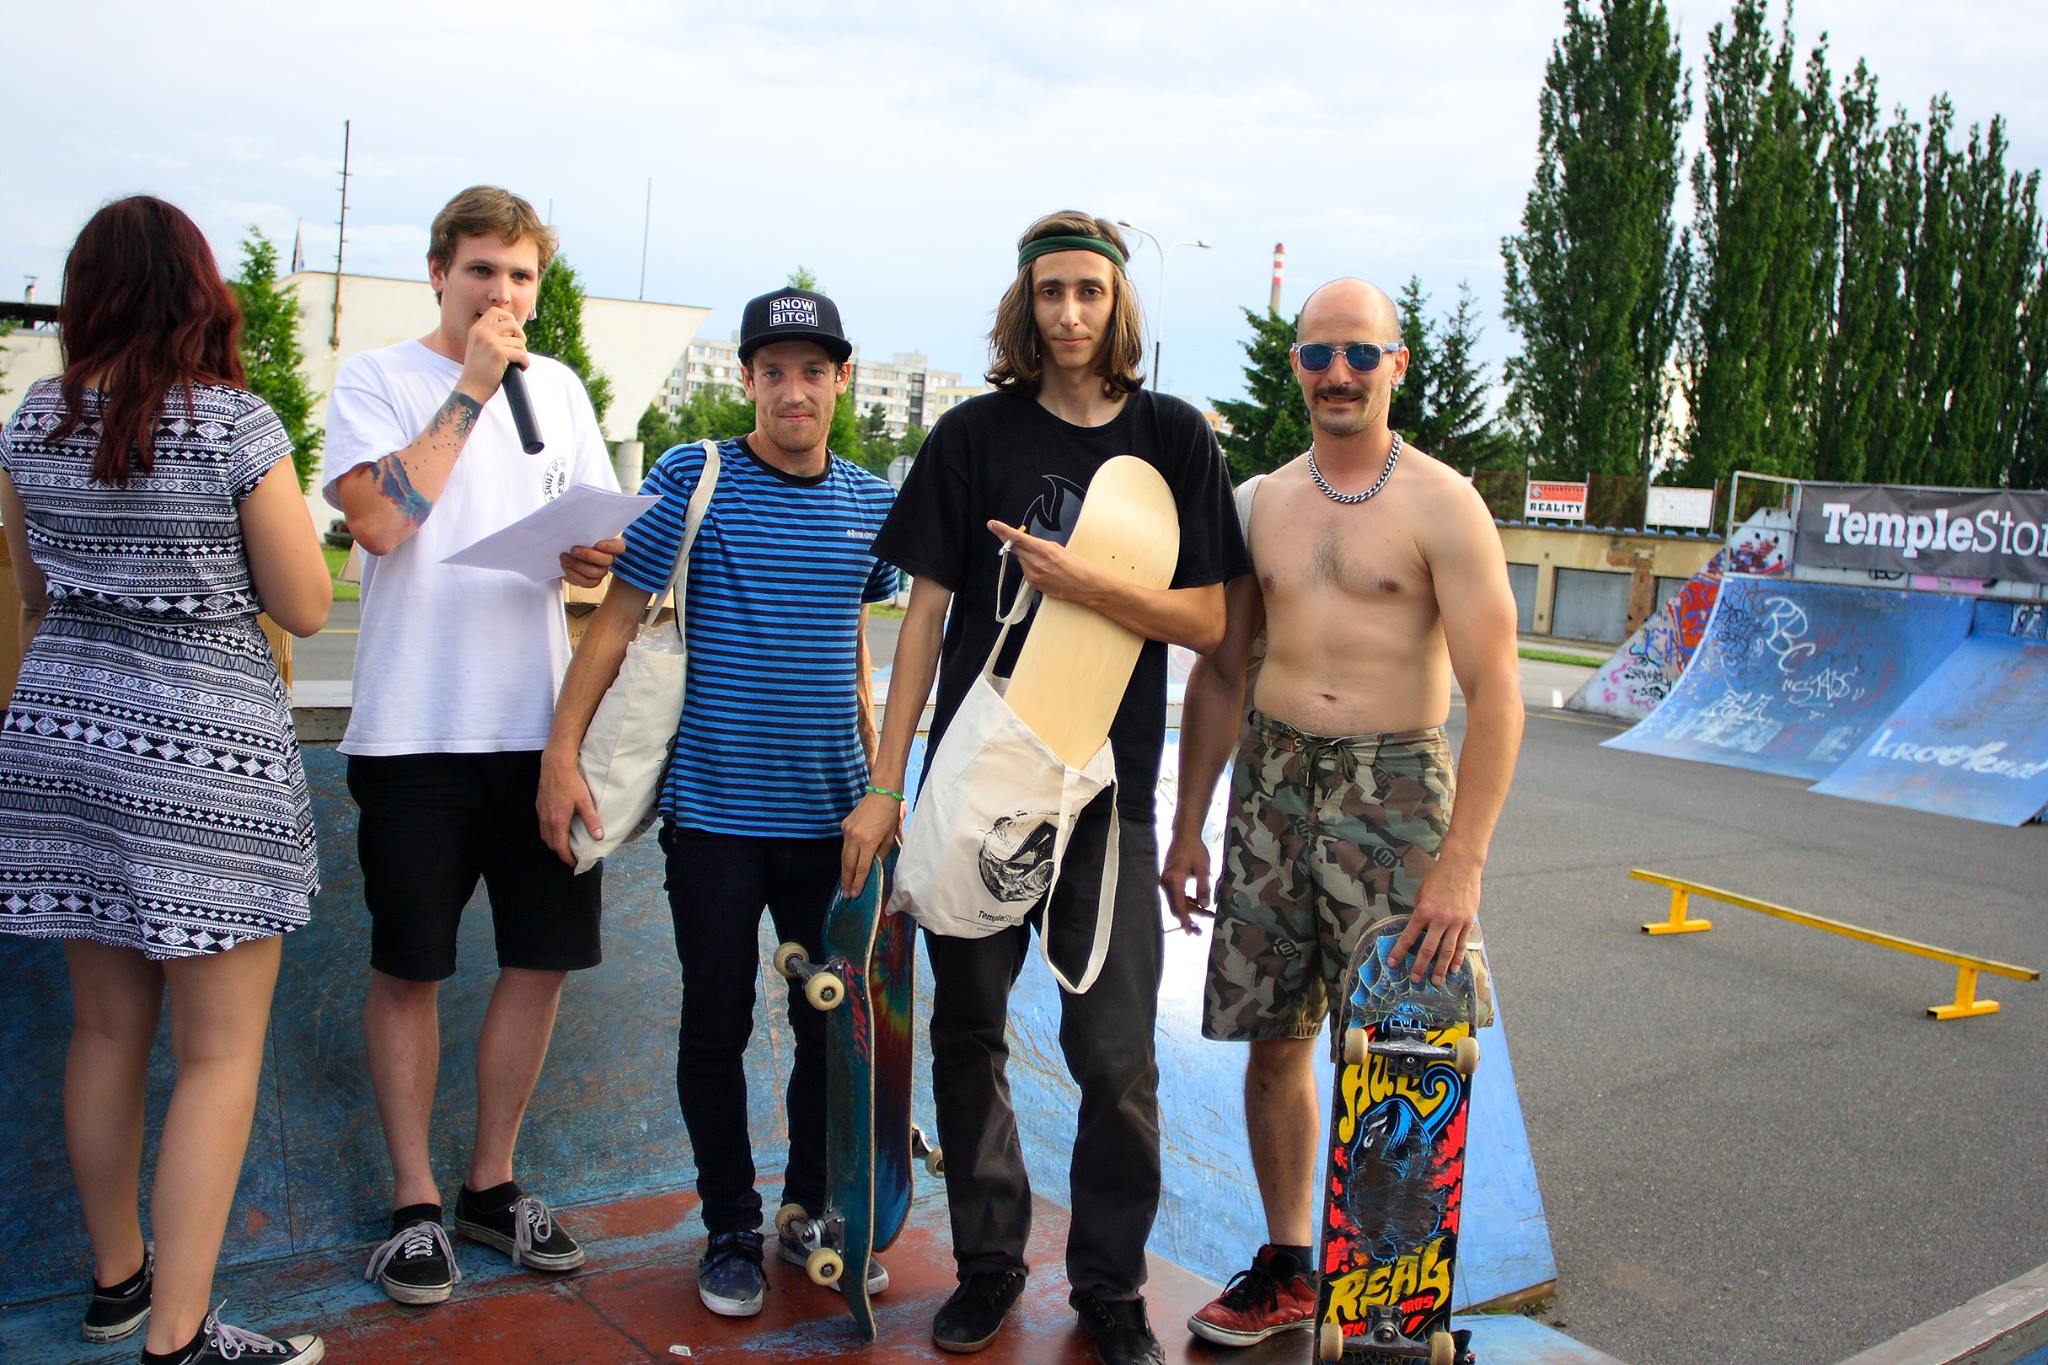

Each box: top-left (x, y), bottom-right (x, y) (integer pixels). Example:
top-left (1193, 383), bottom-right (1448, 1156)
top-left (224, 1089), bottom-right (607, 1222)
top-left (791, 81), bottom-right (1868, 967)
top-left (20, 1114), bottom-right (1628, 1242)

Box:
top-left (501, 362), bottom-right (544, 455)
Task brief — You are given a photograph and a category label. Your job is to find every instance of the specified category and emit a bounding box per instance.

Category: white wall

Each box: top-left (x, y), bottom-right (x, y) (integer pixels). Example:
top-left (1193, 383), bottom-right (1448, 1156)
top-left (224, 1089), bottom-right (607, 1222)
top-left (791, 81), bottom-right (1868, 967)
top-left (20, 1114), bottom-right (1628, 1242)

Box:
top-left (283, 272), bottom-right (705, 526)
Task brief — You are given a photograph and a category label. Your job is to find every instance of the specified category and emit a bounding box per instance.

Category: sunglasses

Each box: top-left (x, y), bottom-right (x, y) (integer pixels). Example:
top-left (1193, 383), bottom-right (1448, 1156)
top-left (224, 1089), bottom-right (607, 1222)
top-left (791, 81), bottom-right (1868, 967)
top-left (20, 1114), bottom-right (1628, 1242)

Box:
top-left (1291, 341), bottom-right (1405, 373)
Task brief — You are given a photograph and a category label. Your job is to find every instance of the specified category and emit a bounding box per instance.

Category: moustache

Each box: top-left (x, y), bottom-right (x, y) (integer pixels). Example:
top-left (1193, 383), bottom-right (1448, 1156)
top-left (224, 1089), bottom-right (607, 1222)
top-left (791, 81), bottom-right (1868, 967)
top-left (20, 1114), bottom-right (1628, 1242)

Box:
top-left (1315, 386), bottom-right (1366, 402)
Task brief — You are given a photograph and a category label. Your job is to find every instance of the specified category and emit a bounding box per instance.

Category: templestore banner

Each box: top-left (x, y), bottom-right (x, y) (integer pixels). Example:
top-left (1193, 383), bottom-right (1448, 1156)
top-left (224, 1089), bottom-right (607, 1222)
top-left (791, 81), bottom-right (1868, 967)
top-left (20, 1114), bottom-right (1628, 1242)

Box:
top-left (1796, 482), bottom-right (2048, 585)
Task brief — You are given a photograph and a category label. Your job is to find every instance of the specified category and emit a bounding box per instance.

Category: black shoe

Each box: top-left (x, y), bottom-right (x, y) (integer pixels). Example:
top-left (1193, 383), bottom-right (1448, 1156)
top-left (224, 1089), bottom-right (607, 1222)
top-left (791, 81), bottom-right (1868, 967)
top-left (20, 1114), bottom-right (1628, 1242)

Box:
top-left (1075, 1293), bottom-right (1165, 1365)
top-left (932, 1268), bottom-right (1028, 1353)
top-left (364, 1207), bottom-right (460, 1304)
top-left (82, 1246), bottom-right (151, 1343)
top-left (454, 1183), bottom-right (585, 1272)
top-left (160, 1304), bottom-right (324, 1363)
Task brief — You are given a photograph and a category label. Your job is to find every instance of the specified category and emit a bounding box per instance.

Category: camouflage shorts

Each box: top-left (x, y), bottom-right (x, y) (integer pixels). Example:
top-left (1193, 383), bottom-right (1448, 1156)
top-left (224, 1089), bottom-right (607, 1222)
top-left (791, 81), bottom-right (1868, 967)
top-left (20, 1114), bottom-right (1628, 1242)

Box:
top-left (1203, 712), bottom-right (1462, 1042)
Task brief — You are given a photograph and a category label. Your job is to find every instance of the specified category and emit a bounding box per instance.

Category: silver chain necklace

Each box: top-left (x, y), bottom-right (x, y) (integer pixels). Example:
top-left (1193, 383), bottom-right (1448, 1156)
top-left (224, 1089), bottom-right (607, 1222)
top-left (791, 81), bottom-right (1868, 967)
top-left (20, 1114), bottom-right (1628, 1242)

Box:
top-left (1306, 433), bottom-right (1402, 505)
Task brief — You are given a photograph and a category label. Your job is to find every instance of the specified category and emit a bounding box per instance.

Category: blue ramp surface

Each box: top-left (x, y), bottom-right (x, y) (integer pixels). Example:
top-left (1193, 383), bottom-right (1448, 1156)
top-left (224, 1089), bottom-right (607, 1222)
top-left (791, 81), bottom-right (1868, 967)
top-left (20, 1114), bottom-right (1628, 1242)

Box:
top-left (1605, 577), bottom-right (1972, 781)
top-left (1812, 634), bottom-right (2048, 825)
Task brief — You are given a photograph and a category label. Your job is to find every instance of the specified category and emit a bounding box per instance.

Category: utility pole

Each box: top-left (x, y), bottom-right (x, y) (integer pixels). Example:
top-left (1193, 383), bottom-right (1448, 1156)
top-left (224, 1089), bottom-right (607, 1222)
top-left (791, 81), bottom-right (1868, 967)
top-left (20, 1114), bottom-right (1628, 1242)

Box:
top-left (330, 119), bottom-right (351, 350)
top-left (639, 179), bottom-right (652, 301)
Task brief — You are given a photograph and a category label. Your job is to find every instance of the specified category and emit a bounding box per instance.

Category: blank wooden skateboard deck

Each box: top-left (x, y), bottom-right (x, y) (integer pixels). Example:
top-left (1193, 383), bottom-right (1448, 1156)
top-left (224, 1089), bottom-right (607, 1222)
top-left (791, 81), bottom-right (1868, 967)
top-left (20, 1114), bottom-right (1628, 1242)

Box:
top-left (1003, 455), bottom-right (1180, 767)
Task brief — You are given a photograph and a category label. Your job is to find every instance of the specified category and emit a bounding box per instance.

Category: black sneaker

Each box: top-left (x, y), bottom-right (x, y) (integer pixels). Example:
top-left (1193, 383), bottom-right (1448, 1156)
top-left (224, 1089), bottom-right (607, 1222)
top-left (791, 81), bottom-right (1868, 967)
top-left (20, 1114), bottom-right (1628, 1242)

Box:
top-left (364, 1208), bottom-right (460, 1304)
top-left (932, 1268), bottom-right (1028, 1353)
top-left (454, 1183), bottom-right (585, 1271)
top-left (174, 1304), bottom-right (324, 1363)
top-left (1075, 1293), bottom-right (1165, 1365)
top-left (82, 1246), bottom-right (151, 1342)
top-left (697, 1229), bottom-right (767, 1317)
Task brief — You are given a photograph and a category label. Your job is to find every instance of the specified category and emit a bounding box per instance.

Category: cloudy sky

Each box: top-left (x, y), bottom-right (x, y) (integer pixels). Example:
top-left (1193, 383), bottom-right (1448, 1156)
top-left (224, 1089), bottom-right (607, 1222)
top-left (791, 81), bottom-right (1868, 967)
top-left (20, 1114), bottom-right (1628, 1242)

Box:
top-left (5, 1), bottom-right (2044, 414)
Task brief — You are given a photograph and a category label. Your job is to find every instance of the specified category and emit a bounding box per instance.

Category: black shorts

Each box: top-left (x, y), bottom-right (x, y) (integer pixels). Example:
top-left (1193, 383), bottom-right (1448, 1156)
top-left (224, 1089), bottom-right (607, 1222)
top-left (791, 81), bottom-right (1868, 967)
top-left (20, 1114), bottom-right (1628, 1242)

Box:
top-left (346, 751), bottom-right (603, 982)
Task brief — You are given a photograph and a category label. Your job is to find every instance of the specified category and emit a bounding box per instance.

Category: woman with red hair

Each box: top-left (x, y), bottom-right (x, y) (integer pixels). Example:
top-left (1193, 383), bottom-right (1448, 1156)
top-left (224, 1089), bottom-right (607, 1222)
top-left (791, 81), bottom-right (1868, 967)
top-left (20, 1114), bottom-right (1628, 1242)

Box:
top-left (0, 196), bottom-right (331, 1364)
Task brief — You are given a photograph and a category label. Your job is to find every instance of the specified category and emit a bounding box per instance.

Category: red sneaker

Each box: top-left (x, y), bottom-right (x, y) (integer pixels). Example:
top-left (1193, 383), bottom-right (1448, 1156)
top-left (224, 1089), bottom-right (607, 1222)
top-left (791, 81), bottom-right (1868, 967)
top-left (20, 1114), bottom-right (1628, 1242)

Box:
top-left (1186, 1245), bottom-right (1317, 1346)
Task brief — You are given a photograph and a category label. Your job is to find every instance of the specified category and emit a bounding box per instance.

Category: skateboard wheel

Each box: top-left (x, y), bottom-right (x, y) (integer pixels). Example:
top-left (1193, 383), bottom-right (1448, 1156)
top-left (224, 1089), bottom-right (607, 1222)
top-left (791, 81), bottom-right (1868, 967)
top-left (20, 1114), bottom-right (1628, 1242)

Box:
top-left (1453, 1036), bottom-right (1480, 1078)
top-left (805, 970), bottom-right (845, 1011)
top-left (772, 941), bottom-right (807, 980)
top-left (1343, 1026), bottom-right (1366, 1067)
top-left (924, 1144), bottom-right (946, 1177)
top-left (1429, 1330), bottom-right (1455, 1365)
top-left (807, 1247), bottom-right (843, 1287)
top-left (774, 1202), bottom-right (808, 1239)
top-left (1318, 1320), bottom-right (1345, 1361)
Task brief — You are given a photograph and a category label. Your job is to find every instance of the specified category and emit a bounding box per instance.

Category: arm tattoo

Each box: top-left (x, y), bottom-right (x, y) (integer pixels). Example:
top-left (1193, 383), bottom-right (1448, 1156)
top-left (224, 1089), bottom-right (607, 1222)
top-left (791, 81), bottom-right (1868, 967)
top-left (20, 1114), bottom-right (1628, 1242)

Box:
top-left (373, 454), bottom-right (433, 526)
top-left (433, 390), bottom-right (483, 441)
top-left (371, 392), bottom-right (479, 527)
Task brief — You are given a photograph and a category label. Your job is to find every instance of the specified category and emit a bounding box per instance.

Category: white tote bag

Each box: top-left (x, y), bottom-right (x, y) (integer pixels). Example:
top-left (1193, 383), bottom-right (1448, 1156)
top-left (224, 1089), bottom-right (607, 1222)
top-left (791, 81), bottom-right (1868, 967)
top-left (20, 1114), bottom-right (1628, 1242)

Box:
top-left (568, 441), bottom-right (721, 874)
top-left (890, 559), bottom-right (1122, 993)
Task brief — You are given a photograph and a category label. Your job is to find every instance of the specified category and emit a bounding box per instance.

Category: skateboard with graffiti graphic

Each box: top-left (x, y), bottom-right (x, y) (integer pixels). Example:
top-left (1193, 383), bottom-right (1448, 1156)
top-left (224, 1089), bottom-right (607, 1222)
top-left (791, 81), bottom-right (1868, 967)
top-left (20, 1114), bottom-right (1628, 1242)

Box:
top-left (1313, 915), bottom-right (1480, 1364)
top-left (773, 851), bottom-right (942, 1338)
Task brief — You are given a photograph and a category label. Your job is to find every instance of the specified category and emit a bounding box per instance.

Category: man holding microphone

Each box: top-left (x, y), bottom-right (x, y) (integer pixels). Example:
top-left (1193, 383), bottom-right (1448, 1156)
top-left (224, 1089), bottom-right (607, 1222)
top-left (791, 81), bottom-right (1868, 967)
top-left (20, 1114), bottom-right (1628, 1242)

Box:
top-left (325, 186), bottom-right (621, 1307)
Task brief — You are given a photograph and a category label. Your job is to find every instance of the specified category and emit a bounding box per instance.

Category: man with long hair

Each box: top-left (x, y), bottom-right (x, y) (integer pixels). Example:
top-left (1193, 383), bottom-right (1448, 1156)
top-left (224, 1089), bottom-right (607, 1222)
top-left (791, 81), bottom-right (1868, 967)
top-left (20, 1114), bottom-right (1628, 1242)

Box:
top-left (844, 212), bottom-right (1246, 1364)
top-left (1163, 278), bottom-right (1520, 1348)
top-left (324, 186), bottom-right (620, 1306)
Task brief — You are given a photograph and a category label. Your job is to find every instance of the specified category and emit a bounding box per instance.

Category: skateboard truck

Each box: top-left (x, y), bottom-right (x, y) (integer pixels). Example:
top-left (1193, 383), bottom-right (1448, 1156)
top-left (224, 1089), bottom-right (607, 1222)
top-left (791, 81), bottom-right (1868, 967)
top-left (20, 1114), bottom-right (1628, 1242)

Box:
top-left (1343, 1020), bottom-right (1481, 1078)
top-left (910, 1123), bottom-right (945, 1177)
top-left (772, 941), bottom-right (846, 1011)
top-left (1319, 1309), bottom-right (1468, 1364)
top-left (773, 1203), bottom-right (848, 1287)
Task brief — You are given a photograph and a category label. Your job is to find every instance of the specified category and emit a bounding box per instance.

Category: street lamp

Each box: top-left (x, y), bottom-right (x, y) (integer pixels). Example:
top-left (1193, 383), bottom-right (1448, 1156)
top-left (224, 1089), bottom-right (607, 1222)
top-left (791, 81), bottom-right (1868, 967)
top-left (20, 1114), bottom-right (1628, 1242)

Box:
top-left (1116, 220), bottom-right (1210, 394)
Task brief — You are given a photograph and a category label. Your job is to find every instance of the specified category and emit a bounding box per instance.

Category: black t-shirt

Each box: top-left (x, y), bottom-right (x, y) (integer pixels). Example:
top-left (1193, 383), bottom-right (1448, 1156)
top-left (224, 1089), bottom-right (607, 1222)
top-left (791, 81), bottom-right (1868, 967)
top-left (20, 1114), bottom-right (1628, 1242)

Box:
top-left (873, 388), bottom-right (1250, 819)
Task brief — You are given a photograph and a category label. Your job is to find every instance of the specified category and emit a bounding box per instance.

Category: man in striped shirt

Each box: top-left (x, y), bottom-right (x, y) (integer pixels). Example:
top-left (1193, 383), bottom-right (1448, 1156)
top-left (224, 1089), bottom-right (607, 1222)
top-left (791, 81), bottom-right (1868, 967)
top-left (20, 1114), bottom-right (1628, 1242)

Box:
top-left (538, 288), bottom-right (897, 1318)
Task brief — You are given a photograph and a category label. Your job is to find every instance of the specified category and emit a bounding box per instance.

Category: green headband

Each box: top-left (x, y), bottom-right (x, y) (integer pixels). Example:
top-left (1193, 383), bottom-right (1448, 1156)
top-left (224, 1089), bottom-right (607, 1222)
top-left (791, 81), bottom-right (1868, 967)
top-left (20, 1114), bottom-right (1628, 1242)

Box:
top-left (1018, 234), bottom-right (1127, 272)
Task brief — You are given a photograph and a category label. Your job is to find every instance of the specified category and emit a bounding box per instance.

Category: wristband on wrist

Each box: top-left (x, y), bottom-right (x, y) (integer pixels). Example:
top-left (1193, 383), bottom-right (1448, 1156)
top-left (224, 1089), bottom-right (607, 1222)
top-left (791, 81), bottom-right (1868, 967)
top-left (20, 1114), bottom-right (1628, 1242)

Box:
top-left (865, 783), bottom-right (905, 803)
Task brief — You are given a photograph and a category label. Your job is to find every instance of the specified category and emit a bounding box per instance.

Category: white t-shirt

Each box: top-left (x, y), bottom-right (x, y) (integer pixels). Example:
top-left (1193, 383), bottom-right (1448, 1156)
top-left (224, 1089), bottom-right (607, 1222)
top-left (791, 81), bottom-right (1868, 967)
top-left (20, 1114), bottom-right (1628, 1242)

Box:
top-left (322, 339), bottom-right (619, 756)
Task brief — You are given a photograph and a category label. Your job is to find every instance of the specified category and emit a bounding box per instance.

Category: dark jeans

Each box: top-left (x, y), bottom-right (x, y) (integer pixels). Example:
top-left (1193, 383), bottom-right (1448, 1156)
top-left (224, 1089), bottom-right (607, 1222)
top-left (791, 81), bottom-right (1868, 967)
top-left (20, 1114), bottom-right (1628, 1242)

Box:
top-left (660, 824), bottom-right (841, 1236)
top-left (924, 801), bottom-right (1164, 1301)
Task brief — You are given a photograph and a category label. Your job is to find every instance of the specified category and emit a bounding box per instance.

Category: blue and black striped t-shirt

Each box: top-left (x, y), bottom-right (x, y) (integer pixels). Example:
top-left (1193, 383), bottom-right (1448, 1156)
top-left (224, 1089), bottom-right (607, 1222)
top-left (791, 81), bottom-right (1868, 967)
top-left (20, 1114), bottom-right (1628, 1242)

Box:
top-left (611, 437), bottom-right (898, 837)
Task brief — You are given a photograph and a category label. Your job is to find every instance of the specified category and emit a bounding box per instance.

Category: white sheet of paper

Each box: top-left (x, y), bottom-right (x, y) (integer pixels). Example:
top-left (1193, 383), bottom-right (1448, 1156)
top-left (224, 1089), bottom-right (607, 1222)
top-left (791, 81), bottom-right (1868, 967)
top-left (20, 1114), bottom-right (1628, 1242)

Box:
top-left (442, 486), bottom-right (664, 582)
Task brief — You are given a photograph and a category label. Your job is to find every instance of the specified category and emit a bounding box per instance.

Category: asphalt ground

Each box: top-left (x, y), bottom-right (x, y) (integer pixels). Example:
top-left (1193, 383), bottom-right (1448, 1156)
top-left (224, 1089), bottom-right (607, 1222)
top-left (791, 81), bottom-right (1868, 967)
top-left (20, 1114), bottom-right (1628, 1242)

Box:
top-left (293, 613), bottom-right (2046, 1363)
top-left (1473, 698), bottom-right (2047, 1365)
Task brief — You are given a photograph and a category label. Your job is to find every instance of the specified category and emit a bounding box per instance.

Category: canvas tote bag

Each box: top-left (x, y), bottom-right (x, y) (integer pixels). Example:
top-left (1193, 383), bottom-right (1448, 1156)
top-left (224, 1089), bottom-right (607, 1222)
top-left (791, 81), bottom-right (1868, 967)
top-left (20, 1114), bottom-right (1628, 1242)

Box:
top-left (891, 554), bottom-right (1122, 993)
top-left (568, 440), bottom-right (721, 874)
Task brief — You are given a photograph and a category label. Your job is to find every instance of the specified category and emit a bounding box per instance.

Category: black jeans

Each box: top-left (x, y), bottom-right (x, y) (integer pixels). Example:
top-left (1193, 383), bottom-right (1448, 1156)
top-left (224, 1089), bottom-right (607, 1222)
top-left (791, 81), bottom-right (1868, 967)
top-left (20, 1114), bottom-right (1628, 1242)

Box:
top-left (924, 801), bottom-right (1164, 1301)
top-left (660, 824), bottom-right (841, 1237)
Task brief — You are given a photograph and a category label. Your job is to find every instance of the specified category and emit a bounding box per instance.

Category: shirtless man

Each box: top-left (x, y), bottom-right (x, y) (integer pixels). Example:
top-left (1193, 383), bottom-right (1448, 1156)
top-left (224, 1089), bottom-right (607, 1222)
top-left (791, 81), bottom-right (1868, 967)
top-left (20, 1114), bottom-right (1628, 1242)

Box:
top-left (1160, 277), bottom-right (1523, 1348)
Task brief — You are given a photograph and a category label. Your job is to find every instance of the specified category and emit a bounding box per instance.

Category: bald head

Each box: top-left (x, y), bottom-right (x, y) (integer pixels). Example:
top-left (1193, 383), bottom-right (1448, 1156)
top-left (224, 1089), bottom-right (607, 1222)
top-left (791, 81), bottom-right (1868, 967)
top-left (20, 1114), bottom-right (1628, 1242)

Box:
top-left (1299, 277), bottom-right (1401, 343)
top-left (1292, 277), bottom-right (1408, 441)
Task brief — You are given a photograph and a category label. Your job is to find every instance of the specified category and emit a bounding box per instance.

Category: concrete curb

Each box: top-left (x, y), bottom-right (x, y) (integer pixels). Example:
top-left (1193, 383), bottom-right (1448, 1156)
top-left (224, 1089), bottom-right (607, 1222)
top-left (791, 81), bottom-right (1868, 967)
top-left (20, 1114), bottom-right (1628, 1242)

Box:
top-left (1838, 1262), bottom-right (2048, 1365)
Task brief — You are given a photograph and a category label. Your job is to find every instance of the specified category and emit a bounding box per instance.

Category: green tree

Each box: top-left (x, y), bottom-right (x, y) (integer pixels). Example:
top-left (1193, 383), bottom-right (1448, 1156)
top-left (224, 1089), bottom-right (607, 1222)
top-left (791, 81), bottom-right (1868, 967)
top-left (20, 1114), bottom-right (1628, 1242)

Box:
top-left (1813, 63), bottom-right (1915, 483)
top-left (788, 265), bottom-right (820, 291)
top-left (1387, 277), bottom-right (1434, 439)
top-left (528, 254), bottom-right (612, 426)
top-left (894, 423), bottom-right (929, 469)
top-left (1930, 116), bottom-right (2044, 488)
top-left (230, 228), bottom-right (323, 490)
top-left (1680, 1), bottom-right (1835, 485)
top-left (1421, 284), bottom-right (1514, 469)
top-left (1501, 0), bottom-right (1692, 477)
top-left (1213, 307), bottom-right (1310, 479)
top-left (860, 402), bottom-right (891, 445)
top-left (637, 388), bottom-right (753, 474)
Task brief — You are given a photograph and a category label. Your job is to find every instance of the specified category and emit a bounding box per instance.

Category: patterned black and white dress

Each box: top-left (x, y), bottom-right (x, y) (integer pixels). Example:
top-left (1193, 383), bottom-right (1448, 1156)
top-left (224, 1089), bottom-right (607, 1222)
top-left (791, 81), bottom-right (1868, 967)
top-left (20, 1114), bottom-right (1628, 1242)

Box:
top-left (0, 379), bottom-right (319, 957)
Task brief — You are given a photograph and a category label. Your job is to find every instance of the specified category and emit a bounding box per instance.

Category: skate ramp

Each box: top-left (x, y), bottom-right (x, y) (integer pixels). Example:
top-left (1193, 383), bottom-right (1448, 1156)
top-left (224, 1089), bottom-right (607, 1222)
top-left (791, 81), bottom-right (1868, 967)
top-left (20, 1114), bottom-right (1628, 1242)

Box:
top-left (1566, 510), bottom-right (1791, 720)
top-left (1811, 634), bottom-right (2048, 825)
top-left (1603, 577), bottom-right (1973, 780)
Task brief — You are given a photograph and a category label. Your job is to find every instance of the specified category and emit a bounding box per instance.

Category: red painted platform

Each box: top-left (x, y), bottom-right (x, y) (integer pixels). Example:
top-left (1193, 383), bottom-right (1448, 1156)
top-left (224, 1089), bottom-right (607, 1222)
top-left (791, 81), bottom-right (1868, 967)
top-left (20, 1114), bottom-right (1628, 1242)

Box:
top-left (326, 1190), bottom-right (1296, 1363)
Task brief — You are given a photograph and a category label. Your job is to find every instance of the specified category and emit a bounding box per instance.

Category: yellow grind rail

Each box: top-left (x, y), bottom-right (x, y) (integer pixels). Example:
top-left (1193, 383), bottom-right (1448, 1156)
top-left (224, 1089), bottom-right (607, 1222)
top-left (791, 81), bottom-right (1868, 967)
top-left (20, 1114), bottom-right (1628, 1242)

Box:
top-left (1631, 869), bottom-right (2039, 1021)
